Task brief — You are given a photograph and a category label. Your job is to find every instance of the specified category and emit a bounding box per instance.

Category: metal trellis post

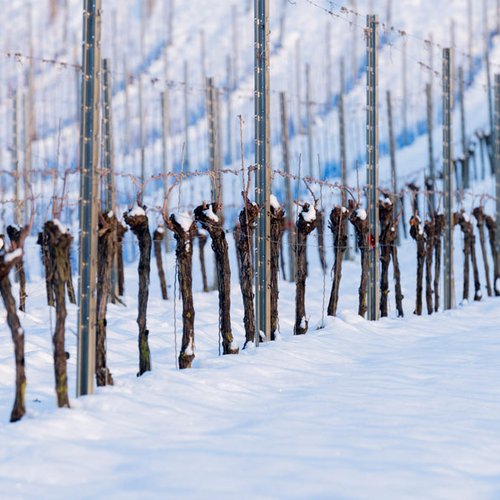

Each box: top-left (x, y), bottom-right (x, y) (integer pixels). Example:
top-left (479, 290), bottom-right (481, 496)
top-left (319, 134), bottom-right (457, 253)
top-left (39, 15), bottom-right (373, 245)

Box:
top-left (443, 48), bottom-right (455, 310)
top-left (255, 0), bottom-right (271, 344)
top-left (77, 0), bottom-right (101, 397)
top-left (366, 14), bottom-right (379, 321)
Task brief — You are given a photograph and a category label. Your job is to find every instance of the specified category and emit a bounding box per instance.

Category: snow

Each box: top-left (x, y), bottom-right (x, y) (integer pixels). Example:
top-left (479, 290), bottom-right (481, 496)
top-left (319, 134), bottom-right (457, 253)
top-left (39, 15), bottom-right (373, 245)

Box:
top-left (0, 239), bottom-right (3, 250)
top-left (107, 211), bottom-right (114, 219)
top-left (202, 205), bottom-right (219, 223)
top-left (156, 226), bottom-right (165, 234)
top-left (4, 248), bottom-right (22, 263)
top-left (53, 219), bottom-right (67, 234)
top-left (270, 194), bottom-right (281, 211)
top-left (356, 208), bottom-right (367, 221)
top-left (341, 206), bottom-right (348, 214)
top-left (463, 213), bottom-right (470, 223)
top-left (301, 204), bottom-right (317, 223)
top-left (128, 203), bottom-right (146, 217)
top-left (496, 278), bottom-right (500, 295)
top-left (173, 212), bottom-right (194, 233)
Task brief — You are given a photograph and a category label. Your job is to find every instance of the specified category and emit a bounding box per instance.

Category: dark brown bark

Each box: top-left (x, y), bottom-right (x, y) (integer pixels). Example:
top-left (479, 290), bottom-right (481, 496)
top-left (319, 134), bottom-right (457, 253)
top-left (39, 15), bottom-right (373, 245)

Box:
top-left (165, 213), bottom-right (197, 368)
top-left (410, 216), bottom-right (426, 315)
top-left (392, 243), bottom-right (404, 318)
top-left (153, 227), bottom-right (168, 300)
top-left (197, 229), bottom-right (209, 293)
top-left (6, 226), bottom-right (27, 312)
top-left (433, 214), bottom-right (445, 312)
top-left (95, 213), bottom-right (116, 387)
top-left (379, 200), bottom-right (395, 317)
top-left (424, 219), bottom-right (435, 315)
top-left (116, 223), bottom-right (127, 297)
top-left (473, 207), bottom-right (493, 297)
top-left (41, 221), bottom-right (72, 406)
top-left (194, 202), bottom-right (238, 354)
top-left (233, 224), bottom-right (242, 279)
top-left (485, 215), bottom-right (499, 296)
top-left (270, 202), bottom-right (285, 339)
top-left (470, 232), bottom-right (482, 301)
top-left (235, 199), bottom-right (259, 347)
top-left (349, 200), bottom-right (369, 318)
top-left (316, 209), bottom-right (327, 274)
top-left (279, 231), bottom-right (287, 281)
top-left (327, 206), bottom-right (349, 316)
top-left (0, 250), bottom-right (26, 422)
top-left (294, 203), bottom-right (318, 335)
top-left (456, 212), bottom-right (472, 302)
top-left (124, 208), bottom-right (152, 376)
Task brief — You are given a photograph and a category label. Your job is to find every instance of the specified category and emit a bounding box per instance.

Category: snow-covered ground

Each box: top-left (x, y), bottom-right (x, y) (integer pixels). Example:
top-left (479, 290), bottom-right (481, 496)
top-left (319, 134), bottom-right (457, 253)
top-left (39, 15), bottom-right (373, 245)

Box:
top-left (1, 232), bottom-right (500, 498)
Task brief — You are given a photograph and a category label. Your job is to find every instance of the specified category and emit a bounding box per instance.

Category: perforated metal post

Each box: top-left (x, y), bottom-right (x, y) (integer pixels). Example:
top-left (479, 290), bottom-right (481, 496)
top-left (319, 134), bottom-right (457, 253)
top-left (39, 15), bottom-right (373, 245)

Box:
top-left (254, 0), bottom-right (271, 344)
top-left (443, 48), bottom-right (455, 310)
top-left (366, 15), bottom-right (379, 321)
top-left (77, 0), bottom-right (101, 397)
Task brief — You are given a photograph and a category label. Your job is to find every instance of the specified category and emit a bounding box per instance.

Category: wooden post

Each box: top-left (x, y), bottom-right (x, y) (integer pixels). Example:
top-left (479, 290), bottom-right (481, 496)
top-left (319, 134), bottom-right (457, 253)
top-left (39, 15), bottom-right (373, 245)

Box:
top-left (366, 15), bottom-right (379, 321)
top-left (443, 48), bottom-right (455, 310)
top-left (467, 0), bottom-right (473, 83)
top-left (255, 0), bottom-right (271, 343)
top-left (280, 92), bottom-right (295, 282)
top-left (206, 77), bottom-right (220, 203)
top-left (77, 0), bottom-right (102, 397)
top-left (325, 22), bottom-right (332, 105)
top-left (484, 0), bottom-right (494, 134)
top-left (401, 36), bottom-right (409, 145)
top-left (161, 90), bottom-right (171, 252)
top-left (138, 74), bottom-right (146, 185)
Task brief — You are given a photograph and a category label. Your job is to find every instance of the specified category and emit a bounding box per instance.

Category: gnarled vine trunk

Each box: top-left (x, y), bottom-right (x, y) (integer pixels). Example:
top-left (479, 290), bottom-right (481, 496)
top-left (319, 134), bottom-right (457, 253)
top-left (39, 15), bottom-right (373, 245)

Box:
top-left (433, 214), bottom-right (445, 312)
top-left (95, 213), bottom-right (116, 386)
top-left (0, 249), bottom-right (26, 422)
top-left (124, 207), bottom-right (152, 376)
top-left (194, 202), bottom-right (238, 354)
top-left (327, 206), bottom-right (349, 316)
top-left (116, 222), bottom-right (127, 297)
top-left (270, 202), bottom-right (285, 339)
top-left (165, 213), bottom-right (197, 368)
top-left (316, 209), bottom-right (327, 274)
top-left (6, 226), bottom-right (27, 312)
top-left (424, 219), bottom-right (435, 315)
top-left (349, 200), bottom-right (369, 318)
top-left (294, 203), bottom-right (318, 335)
top-left (410, 216), bottom-right (426, 316)
top-left (197, 229), bottom-right (209, 293)
top-left (235, 199), bottom-right (259, 347)
top-left (485, 215), bottom-right (499, 296)
top-left (379, 200), bottom-right (394, 318)
top-left (153, 227), bottom-right (168, 300)
top-left (473, 207), bottom-right (492, 297)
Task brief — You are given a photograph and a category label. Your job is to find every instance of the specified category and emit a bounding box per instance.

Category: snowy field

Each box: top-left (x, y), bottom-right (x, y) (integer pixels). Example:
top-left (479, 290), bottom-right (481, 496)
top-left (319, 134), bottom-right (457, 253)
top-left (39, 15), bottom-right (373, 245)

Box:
top-left (1, 235), bottom-right (499, 499)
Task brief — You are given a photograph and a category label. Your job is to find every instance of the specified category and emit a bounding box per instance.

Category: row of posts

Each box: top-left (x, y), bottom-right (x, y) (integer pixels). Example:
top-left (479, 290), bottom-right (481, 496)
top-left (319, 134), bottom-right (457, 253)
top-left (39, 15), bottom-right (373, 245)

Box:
top-left (76, 1), bottom-right (500, 394)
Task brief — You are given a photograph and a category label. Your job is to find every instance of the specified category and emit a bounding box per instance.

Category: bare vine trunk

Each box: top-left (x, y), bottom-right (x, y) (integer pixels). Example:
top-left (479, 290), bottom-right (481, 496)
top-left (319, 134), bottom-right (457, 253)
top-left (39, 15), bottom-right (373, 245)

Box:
top-left (124, 208), bottom-right (152, 376)
top-left (7, 226), bottom-right (27, 312)
top-left (165, 213), bottom-right (197, 368)
top-left (197, 229), bottom-right (209, 293)
top-left (294, 203), bottom-right (318, 335)
top-left (235, 199), bottom-right (259, 347)
top-left (410, 216), bottom-right (425, 316)
top-left (327, 206), bottom-right (349, 316)
top-left (270, 202), bottom-right (285, 339)
top-left (95, 213), bottom-right (116, 386)
top-left (0, 251), bottom-right (26, 422)
top-left (379, 200), bottom-right (394, 318)
top-left (433, 214), bottom-right (445, 311)
top-left (456, 212), bottom-right (472, 302)
top-left (116, 223), bottom-right (127, 297)
top-left (485, 216), bottom-right (499, 296)
top-left (424, 219), bottom-right (435, 315)
top-left (316, 209), bottom-right (327, 274)
top-left (470, 232), bottom-right (482, 301)
top-left (194, 203), bottom-right (238, 354)
top-left (473, 207), bottom-right (492, 297)
top-left (153, 227), bottom-right (168, 300)
top-left (349, 201), bottom-right (369, 318)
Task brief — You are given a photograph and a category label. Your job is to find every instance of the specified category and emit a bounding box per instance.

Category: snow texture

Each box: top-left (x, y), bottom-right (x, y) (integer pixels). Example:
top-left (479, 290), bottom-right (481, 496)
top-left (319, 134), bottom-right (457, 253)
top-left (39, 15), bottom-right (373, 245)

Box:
top-left (53, 219), bottom-right (67, 234)
top-left (301, 205), bottom-right (317, 223)
top-left (4, 248), bottom-right (22, 263)
top-left (173, 212), bottom-right (194, 233)
top-left (203, 205), bottom-right (219, 223)
top-left (128, 203), bottom-right (146, 217)
top-left (270, 194), bottom-right (281, 211)
top-left (356, 208), bottom-right (367, 220)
